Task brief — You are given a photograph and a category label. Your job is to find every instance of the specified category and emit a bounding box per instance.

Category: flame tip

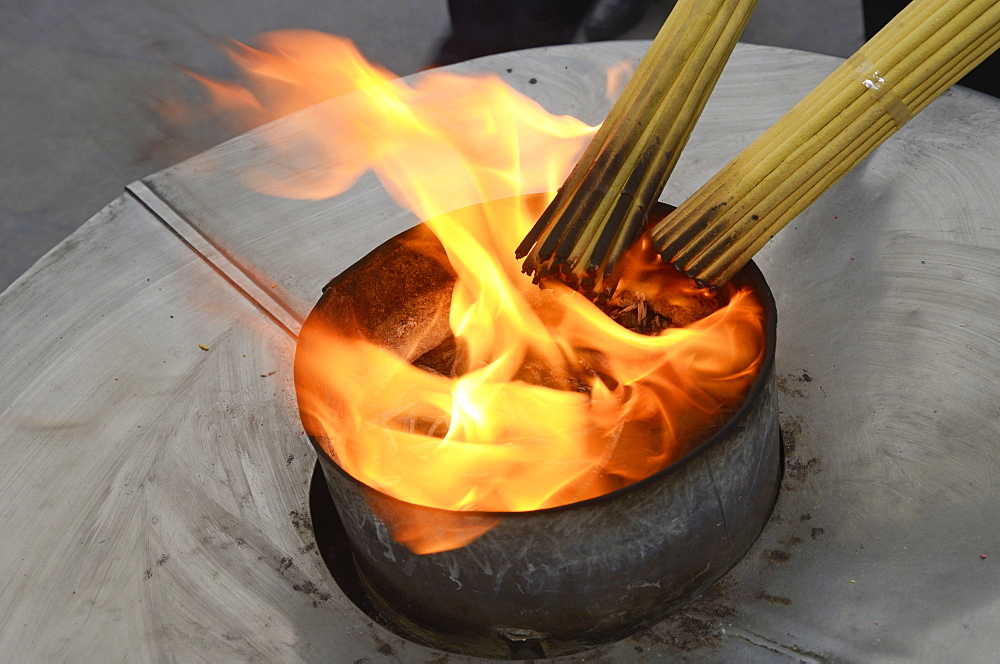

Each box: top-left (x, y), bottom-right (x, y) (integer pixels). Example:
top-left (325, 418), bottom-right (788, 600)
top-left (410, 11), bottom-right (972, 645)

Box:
top-left (202, 30), bottom-right (765, 553)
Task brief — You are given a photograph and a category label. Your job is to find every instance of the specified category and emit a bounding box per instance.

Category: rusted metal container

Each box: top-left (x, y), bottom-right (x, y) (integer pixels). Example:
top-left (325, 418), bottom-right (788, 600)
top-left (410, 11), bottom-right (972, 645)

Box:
top-left (296, 213), bottom-right (780, 658)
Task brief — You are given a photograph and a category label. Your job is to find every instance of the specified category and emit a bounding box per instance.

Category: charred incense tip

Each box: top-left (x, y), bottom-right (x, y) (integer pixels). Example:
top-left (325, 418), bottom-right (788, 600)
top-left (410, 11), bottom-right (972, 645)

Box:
top-left (513, 237), bottom-right (534, 261)
top-left (515, 0), bottom-right (759, 300)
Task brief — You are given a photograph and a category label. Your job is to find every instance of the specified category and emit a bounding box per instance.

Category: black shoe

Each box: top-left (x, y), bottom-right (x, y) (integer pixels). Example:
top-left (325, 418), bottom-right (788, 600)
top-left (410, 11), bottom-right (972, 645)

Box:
top-left (584, 0), bottom-right (653, 41)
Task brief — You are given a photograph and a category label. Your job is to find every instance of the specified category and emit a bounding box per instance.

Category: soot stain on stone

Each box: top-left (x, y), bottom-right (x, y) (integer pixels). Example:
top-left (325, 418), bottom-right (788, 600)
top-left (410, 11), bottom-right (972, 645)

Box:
top-left (782, 415), bottom-right (802, 451)
top-left (686, 578), bottom-right (737, 619)
top-left (369, 633), bottom-right (396, 657)
top-left (786, 456), bottom-right (821, 483)
top-left (627, 579), bottom-right (738, 654)
top-left (289, 510), bottom-right (313, 535)
top-left (637, 613), bottom-right (723, 653)
top-left (763, 549), bottom-right (792, 563)
top-left (292, 579), bottom-right (333, 607)
top-left (423, 654), bottom-right (452, 664)
top-left (780, 415), bottom-right (822, 487)
top-left (777, 373), bottom-right (807, 398)
top-left (757, 591), bottom-right (793, 605)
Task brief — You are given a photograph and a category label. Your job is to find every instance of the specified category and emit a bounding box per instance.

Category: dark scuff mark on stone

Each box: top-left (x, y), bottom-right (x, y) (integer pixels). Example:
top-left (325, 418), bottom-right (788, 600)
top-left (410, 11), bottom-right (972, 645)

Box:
top-left (762, 549), bottom-right (791, 563)
top-left (637, 613), bottom-right (724, 652)
top-left (687, 578), bottom-right (737, 619)
top-left (290, 510), bottom-right (313, 535)
top-left (777, 373), bottom-right (807, 398)
top-left (370, 633), bottom-right (396, 657)
top-left (780, 416), bottom-right (821, 487)
top-left (757, 592), bottom-right (793, 605)
top-left (786, 456), bottom-right (820, 483)
top-left (293, 579), bottom-right (333, 607)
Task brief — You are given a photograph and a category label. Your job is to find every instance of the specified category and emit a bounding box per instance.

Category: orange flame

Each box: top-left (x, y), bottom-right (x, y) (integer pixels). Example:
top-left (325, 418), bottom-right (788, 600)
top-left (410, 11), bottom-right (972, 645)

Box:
top-left (605, 60), bottom-right (636, 100)
top-left (194, 31), bottom-right (765, 554)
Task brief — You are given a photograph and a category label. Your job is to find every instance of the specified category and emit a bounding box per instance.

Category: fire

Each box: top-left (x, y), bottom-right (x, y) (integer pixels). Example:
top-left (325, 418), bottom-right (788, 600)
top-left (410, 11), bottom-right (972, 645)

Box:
top-left (194, 30), bottom-right (766, 554)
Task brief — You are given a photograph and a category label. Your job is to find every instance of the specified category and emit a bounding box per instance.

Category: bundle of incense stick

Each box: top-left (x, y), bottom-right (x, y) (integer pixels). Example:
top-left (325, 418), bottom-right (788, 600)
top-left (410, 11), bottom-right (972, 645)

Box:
top-left (651, 0), bottom-right (1000, 288)
top-left (521, 0), bottom-right (1000, 297)
top-left (516, 0), bottom-right (758, 298)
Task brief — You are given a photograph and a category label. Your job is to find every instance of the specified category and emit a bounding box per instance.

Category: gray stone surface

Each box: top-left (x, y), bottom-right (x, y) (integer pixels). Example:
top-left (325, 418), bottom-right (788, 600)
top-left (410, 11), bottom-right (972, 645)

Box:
top-left (3, 39), bottom-right (1000, 662)
top-left (0, 0), bottom-right (863, 292)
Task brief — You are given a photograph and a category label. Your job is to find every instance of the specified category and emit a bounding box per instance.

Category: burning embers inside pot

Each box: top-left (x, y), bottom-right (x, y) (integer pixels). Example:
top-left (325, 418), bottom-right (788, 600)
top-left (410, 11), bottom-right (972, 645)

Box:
top-left (296, 195), bottom-right (769, 554)
top-left (295, 197), bottom-right (780, 657)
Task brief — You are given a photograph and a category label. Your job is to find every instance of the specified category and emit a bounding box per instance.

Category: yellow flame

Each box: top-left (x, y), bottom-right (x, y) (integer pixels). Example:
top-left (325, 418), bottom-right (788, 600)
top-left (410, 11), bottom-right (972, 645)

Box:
top-left (196, 31), bottom-right (765, 554)
top-left (606, 60), bottom-right (636, 100)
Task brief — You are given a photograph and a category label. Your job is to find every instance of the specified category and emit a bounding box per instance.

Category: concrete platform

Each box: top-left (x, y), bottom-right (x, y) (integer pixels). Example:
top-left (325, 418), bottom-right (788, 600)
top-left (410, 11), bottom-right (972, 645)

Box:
top-left (3, 41), bottom-right (999, 661)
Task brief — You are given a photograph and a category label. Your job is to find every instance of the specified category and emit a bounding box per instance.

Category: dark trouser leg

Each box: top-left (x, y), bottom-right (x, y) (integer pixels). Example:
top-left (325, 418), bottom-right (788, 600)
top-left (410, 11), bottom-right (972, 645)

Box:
top-left (434, 0), bottom-right (596, 66)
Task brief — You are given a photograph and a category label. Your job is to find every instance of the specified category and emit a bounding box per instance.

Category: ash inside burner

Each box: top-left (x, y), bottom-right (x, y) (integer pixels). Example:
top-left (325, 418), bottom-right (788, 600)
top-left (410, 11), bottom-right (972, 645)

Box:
top-left (414, 283), bottom-right (729, 381)
top-left (601, 286), bottom-right (727, 335)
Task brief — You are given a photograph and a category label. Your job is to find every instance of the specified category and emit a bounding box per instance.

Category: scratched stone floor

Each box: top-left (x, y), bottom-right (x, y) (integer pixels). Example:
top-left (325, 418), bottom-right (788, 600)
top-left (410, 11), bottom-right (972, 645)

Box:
top-left (0, 0), bottom-right (864, 292)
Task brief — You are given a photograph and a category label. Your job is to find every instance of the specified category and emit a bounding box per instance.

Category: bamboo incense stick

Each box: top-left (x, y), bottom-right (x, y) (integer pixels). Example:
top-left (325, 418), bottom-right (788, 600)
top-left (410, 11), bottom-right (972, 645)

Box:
top-left (650, 0), bottom-right (1000, 287)
top-left (516, 0), bottom-right (758, 298)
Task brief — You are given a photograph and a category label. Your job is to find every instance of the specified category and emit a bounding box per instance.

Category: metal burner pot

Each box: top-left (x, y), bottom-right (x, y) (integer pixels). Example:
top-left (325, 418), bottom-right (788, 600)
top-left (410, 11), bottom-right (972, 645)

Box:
top-left (295, 204), bottom-right (780, 658)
